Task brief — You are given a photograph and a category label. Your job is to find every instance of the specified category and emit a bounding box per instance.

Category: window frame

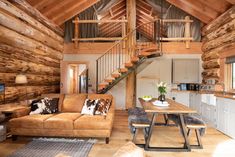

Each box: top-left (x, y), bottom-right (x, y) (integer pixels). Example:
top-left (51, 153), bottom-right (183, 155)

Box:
top-left (232, 63), bottom-right (235, 89)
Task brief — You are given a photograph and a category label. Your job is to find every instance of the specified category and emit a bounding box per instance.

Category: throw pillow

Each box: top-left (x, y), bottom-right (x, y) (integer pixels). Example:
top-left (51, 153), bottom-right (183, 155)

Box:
top-left (30, 97), bottom-right (59, 115)
top-left (95, 99), bottom-right (112, 116)
top-left (81, 99), bottom-right (99, 115)
top-left (41, 98), bottom-right (59, 114)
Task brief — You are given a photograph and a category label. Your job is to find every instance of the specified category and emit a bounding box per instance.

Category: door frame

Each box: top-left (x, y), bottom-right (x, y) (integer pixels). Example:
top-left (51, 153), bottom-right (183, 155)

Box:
top-left (60, 61), bottom-right (89, 94)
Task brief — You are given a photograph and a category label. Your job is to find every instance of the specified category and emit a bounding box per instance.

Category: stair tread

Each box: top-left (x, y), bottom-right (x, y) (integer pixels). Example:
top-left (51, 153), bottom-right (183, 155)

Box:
top-left (105, 78), bottom-right (115, 83)
top-left (111, 73), bottom-right (121, 78)
top-left (125, 62), bottom-right (134, 68)
top-left (138, 51), bottom-right (152, 57)
top-left (119, 68), bottom-right (128, 73)
top-left (131, 56), bottom-right (139, 63)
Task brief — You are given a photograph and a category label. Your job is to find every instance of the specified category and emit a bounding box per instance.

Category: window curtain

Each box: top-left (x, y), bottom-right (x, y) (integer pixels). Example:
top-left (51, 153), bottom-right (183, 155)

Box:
top-left (64, 0), bottom-right (116, 42)
top-left (226, 56), bottom-right (235, 64)
top-left (148, 0), bottom-right (201, 41)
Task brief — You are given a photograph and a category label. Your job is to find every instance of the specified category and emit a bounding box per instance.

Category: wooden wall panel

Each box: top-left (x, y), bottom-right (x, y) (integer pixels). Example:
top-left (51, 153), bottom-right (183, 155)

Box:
top-left (201, 6), bottom-right (235, 84)
top-left (0, 0), bottom-right (63, 104)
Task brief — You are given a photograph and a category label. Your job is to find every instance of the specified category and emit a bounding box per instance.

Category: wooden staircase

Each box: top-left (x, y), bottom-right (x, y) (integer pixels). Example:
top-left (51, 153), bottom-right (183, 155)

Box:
top-left (96, 20), bottom-right (162, 94)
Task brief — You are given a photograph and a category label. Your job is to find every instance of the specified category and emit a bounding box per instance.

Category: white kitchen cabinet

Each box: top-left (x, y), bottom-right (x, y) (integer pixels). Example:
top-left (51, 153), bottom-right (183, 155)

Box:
top-left (189, 93), bottom-right (201, 114)
top-left (170, 91), bottom-right (190, 107)
top-left (200, 101), bottom-right (217, 127)
top-left (173, 59), bottom-right (199, 83)
top-left (228, 103), bottom-right (235, 138)
top-left (216, 98), bottom-right (229, 135)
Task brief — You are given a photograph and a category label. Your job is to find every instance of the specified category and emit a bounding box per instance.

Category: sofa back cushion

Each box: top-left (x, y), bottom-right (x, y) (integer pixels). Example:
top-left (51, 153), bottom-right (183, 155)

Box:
top-left (61, 94), bottom-right (87, 112)
top-left (87, 94), bottom-right (113, 101)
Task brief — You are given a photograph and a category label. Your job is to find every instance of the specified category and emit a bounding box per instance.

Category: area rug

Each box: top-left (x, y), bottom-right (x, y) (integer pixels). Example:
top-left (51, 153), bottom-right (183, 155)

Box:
top-left (8, 138), bottom-right (96, 157)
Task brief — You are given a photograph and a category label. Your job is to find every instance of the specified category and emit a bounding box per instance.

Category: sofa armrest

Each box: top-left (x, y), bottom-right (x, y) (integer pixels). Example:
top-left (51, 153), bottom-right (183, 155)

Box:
top-left (12, 107), bottom-right (31, 118)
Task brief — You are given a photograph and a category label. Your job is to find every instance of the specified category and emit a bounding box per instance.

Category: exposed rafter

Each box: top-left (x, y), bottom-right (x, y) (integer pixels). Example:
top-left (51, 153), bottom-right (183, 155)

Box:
top-left (26, 0), bottom-right (100, 25)
top-left (166, 0), bottom-right (232, 24)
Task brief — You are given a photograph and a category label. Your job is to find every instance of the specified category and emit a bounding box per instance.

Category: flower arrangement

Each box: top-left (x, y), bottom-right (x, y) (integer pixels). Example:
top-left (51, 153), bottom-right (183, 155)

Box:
top-left (157, 81), bottom-right (167, 95)
top-left (157, 81), bottom-right (167, 102)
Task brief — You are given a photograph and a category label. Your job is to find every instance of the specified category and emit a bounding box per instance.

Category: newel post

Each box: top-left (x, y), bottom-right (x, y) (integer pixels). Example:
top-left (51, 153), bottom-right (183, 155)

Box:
top-left (74, 16), bottom-right (79, 48)
top-left (184, 16), bottom-right (191, 49)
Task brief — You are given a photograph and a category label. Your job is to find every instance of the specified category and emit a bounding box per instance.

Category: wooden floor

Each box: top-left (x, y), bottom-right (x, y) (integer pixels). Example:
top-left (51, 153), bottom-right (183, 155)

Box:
top-left (0, 110), bottom-right (235, 157)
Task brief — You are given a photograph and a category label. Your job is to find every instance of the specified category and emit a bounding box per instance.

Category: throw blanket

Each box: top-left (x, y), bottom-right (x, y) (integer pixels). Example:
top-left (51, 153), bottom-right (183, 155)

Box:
top-left (128, 107), bottom-right (150, 135)
top-left (168, 114), bottom-right (206, 136)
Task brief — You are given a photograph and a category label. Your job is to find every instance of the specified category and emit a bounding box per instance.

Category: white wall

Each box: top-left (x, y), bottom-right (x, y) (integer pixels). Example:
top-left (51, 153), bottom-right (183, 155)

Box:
top-left (136, 54), bottom-right (202, 107)
top-left (63, 54), bottom-right (126, 109)
top-left (63, 53), bottom-right (202, 109)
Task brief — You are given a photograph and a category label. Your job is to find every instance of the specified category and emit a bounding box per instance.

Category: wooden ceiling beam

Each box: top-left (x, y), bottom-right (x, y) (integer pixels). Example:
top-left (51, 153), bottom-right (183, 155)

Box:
top-left (183, 0), bottom-right (219, 19)
top-left (53, 0), bottom-right (100, 25)
top-left (25, 0), bottom-right (38, 6)
top-left (197, 0), bottom-right (231, 13)
top-left (40, 0), bottom-right (76, 16)
top-left (226, 0), bottom-right (235, 4)
top-left (34, 0), bottom-right (58, 11)
top-left (166, 0), bottom-right (212, 23)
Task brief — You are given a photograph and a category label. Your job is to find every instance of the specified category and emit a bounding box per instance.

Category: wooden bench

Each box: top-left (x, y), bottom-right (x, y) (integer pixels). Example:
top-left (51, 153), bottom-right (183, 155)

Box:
top-left (131, 122), bottom-right (150, 144)
top-left (128, 107), bottom-right (150, 144)
top-left (186, 122), bottom-right (206, 149)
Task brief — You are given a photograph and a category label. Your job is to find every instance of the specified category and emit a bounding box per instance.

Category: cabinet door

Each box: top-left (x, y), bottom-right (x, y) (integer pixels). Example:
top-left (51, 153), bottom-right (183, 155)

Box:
top-left (195, 93), bottom-right (202, 114)
top-left (216, 98), bottom-right (228, 134)
top-left (173, 59), bottom-right (199, 83)
top-left (186, 60), bottom-right (199, 83)
top-left (173, 60), bottom-right (187, 83)
top-left (175, 92), bottom-right (190, 107)
top-left (227, 99), bottom-right (235, 138)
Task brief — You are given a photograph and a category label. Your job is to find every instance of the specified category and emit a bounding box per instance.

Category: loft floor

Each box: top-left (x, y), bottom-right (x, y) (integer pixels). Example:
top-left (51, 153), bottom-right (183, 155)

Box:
top-left (0, 110), bottom-right (234, 157)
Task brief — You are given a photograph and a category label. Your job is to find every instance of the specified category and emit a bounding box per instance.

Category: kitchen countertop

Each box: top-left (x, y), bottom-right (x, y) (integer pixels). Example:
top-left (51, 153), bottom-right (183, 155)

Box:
top-left (171, 89), bottom-right (235, 100)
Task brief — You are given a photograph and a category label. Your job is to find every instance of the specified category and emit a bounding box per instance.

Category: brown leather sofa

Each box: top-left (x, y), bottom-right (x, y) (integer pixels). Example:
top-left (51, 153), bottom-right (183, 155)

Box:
top-left (9, 93), bottom-right (115, 144)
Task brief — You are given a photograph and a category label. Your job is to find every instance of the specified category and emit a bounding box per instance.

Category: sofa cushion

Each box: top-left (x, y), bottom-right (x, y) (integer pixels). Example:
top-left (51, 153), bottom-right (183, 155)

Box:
top-left (61, 94), bottom-right (87, 112)
top-left (9, 114), bottom-right (54, 129)
top-left (74, 114), bottom-right (113, 130)
top-left (44, 113), bottom-right (81, 130)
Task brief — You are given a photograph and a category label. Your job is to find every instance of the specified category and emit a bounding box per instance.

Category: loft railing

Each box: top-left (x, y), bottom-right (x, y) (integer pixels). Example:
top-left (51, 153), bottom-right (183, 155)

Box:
top-left (72, 16), bottom-right (127, 48)
top-left (96, 19), bottom-right (162, 92)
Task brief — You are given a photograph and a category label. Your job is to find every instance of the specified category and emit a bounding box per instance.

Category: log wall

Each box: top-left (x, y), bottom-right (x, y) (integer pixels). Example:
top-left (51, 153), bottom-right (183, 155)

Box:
top-left (0, 0), bottom-right (63, 104)
top-left (201, 5), bottom-right (235, 84)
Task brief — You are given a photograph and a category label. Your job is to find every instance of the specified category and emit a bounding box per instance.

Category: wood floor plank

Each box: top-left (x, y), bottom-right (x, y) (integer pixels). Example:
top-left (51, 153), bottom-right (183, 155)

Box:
top-left (0, 110), bottom-right (234, 157)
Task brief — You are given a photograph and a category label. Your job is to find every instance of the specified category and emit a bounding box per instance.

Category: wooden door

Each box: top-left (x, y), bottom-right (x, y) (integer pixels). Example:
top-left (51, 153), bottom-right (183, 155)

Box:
top-left (60, 61), bottom-right (69, 94)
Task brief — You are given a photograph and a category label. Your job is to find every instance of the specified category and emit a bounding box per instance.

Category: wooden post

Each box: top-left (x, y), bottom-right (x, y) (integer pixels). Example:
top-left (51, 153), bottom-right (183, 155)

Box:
top-left (185, 16), bottom-right (191, 49)
top-left (74, 16), bottom-right (79, 48)
top-left (126, 0), bottom-right (136, 109)
top-left (122, 16), bottom-right (126, 50)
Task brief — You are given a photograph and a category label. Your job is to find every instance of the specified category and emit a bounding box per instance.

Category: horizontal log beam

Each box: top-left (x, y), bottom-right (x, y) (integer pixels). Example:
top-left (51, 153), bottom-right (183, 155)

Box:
top-left (0, 10), bottom-right (63, 52)
top-left (202, 5), bottom-right (235, 36)
top-left (8, 0), bottom-right (64, 36)
top-left (5, 85), bottom-right (60, 103)
top-left (0, 55), bottom-right (60, 76)
top-left (202, 68), bottom-right (220, 78)
top-left (0, 73), bottom-right (60, 86)
top-left (201, 50), bottom-right (220, 61)
top-left (202, 30), bottom-right (235, 52)
top-left (73, 19), bottom-right (128, 23)
top-left (0, 43), bottom-right (60, 68)
top-left (161, 37), bottom-right (193, 41)
top-left (0, 25), bottom-right (63, 60)
top-left (202, 59), bottom-right (220, 69)
top-left (0, 0), bottom-right (63, 42)
top-left (203, 19), bottom-right (235, 42)
top-left (72, 37), bottom-right (124, 41)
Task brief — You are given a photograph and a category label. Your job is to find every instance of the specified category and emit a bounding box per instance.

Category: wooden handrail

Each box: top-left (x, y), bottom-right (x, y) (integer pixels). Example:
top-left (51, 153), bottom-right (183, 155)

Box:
top-left (73, 19), bottom-right (128, 23)
top-left (97, 19), bottom-right (158, 60)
